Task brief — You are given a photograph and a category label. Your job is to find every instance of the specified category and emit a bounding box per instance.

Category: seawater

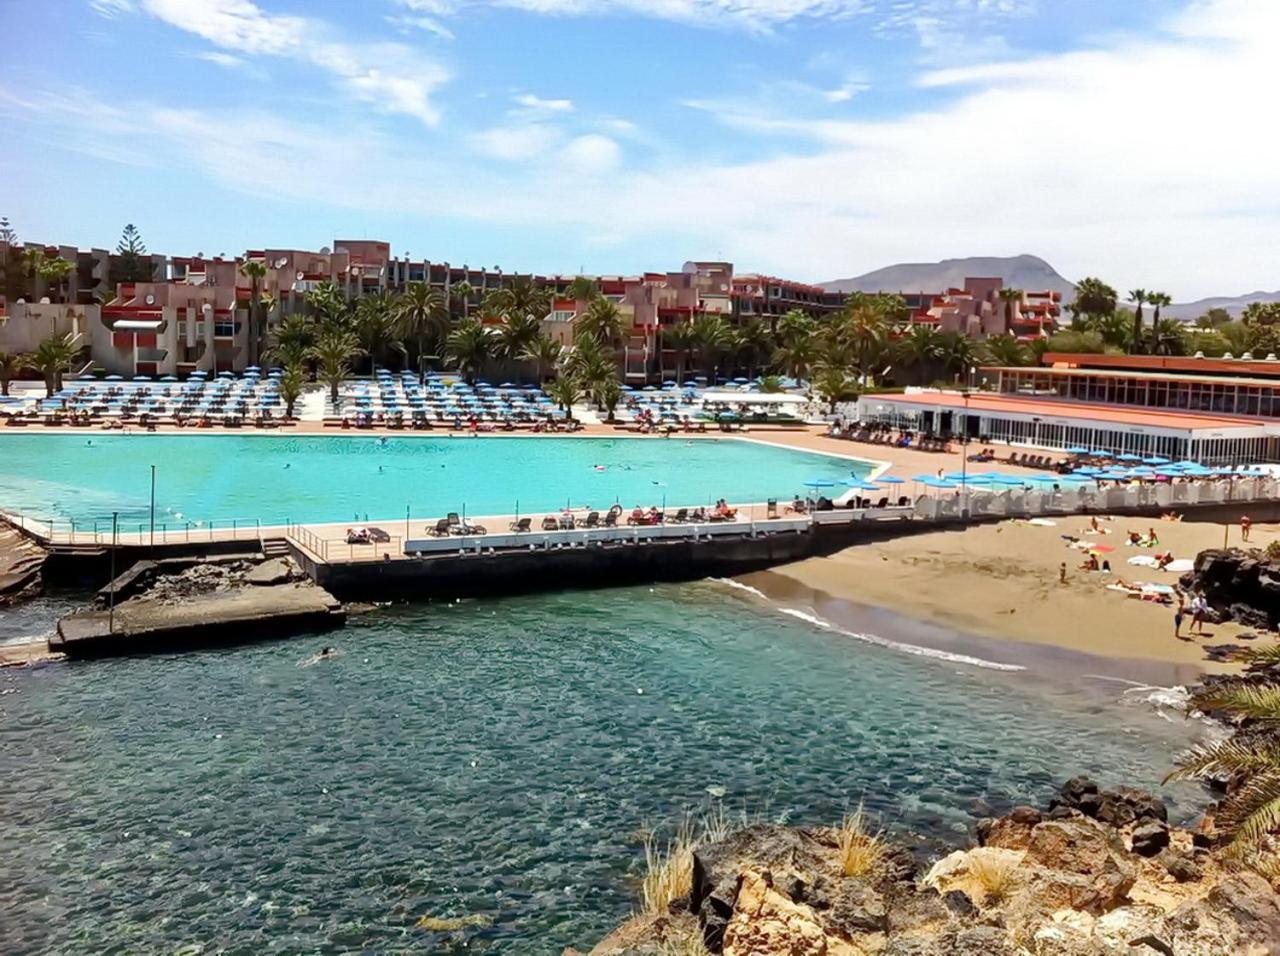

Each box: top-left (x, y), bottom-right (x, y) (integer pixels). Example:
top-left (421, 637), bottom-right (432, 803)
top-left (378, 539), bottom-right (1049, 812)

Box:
top-left (0, 434), bottom-right (868, 528)
top-left (0, 583), bottom-right (1204, 953)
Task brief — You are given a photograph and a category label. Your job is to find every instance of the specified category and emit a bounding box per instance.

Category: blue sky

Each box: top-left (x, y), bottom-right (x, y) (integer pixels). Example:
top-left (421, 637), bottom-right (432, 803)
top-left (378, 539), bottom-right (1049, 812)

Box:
top-left (1, 0), bottom-right (1276, 299)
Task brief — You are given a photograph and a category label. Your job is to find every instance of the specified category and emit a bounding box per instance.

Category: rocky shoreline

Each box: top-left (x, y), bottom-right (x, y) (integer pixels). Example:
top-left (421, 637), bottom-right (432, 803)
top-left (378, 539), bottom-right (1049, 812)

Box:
top-left (578, 775), bottom-right (1279, 955)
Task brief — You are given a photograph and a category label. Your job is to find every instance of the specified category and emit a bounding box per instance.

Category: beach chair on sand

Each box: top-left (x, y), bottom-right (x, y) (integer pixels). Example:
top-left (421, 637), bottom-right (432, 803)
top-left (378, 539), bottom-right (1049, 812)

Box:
top-left (541, 515), bottom-right (559, 531)
top-left (510, 517), bottom-right (532, 532)
top-left (584, 511), bottom-right (600, 528)
top-left (428, 518), bottom-right (451, 537)
top-left (874, 497), bottom-right (889, 509)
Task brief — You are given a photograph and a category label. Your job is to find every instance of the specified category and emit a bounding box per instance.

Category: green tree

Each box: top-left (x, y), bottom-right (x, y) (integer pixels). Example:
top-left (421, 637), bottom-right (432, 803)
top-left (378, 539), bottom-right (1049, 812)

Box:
top-left (1045, 329), bottom-right (1107, 354)
top-left (239, 259), bottom-right (268, 366)
top-left (544, 373), bottom-right (583, 421)
top-left (894, 325), bottom-right (944, 380)
top-left (444, 317), bottom-right (492, 385)
top-left (1242, 302), bottom-right (1280, 326)
top-left (1165, 656), bottom-right (1280, 855)
top-left (565, 276), bottom-right (598, 303)
top-left (841, 301), bottom-right (889, 384)
top-left (776, 308), bottom-right (816, 345)
top-left (395, 282), bottom-right (449, 375)
top-left (0, 217), bottom-right (25, 304)
top-left (520, 333), bottom-right (561, 383)
top-left (662, 322), bottom-right (696, 385)
top-left (1127, 289), bottom-right (1148, 354)
top-left (304, 280), bottom-right (348, 330)
top-left (981, 333), bottom-right (1030, 368)
top-left (758, 374), bottom-right (784, 393)
top-left (484, 277), bottom-right (552, 325)
top-left (812, 364), bottom-right (859, 413)
top-left (1196, 308), bottom-right (1232, 328)
top-left (0, 351), bottom-right (27, 396)
top-left (30, 332), bottom-right (79, 397)
top-left (772, 335), bottom-right (818, 382)
top-left (1069, 277), bottom-right (1118, 327)
top-left (112, 223), bottom-right (149, 284)
top-left (1147, 291), bottom-right (1171, 353)
top-left (497, 310), bottom-right (543, 366)
top-left (576, 295), bottom-right (625, 347)
top-left (450, 279), bottom-right (475, 321)
top-left (266, 314), bottom-right (315, 369)
top-left (354, 293), bottom-right (404, 374)
top-left (308, 327), bottom-right (362, 403)
top-left (691, 313), bottom-right (731, 383)
top-left (24, 249), bottom-right (74, 303)
top-left (279, 362), bottom-right (305, 418)
top-left (597, 375), bottom-right (622, 422)
top-left (937, 331), bottom-right (979, 383)
top-left (736, 319), bottom-right (773, 380)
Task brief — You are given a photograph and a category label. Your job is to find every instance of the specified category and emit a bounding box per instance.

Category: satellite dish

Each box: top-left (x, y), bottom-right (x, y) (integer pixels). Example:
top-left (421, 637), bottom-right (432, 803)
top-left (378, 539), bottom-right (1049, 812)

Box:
top-left (350, 266), bottom-right (361, 277)
top-left (296, 271), bottom-right (305, 281)
top-left (273, 256), bottom-right (288, 269)
top-left (15, 298), bottom-right (24, 305)
top-left (144, 293), bottom-right (156, 306)
top-left (320, 246), bottom-right (331, 255)
top-left (39, 296), bottom-right (50, 305)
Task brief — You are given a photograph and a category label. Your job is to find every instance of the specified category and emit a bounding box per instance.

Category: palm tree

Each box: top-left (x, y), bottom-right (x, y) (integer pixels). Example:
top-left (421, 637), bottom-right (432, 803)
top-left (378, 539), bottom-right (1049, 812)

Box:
top-left (937, 331), bottom-right (978, 384)
top-left (1147, 292), bottom-right (1172, 353)
top-left (265, 314), bottom-right (315, 370)
top-left (545, 373), bottom-right (583, 421)
top-left (735, 319), bottom-right (773, 380)
top-left (485, 277), bottom-right (552, 325)
top-left (997, 287), bottom-right (1024, 333)
top-left (1165, 663), bottom-right (1280, 855)
top-left (981, 333), bottom-right (1029, 368)
top-left (279, 363), bottom-right (305, 419)
top-left (304, 280), bottom-right (348, 330)
top-left (0, 351), bottom-right (27, 396)
top-left (497, 311), bottom-right (542, 367)
top-left (308, 327), bottom-right (362, 404)
top-left (444, 317), bottom-right (492, 385)
top-left (842, 302), bottom-right (888, 384)
top-left (776, 308), bottom-right (815, 345)
top-left (772, 336), bottom-right (818, 382)
top-left (354, 293), bottom-right (404, 374)
top-left (577, 350), bottom-right (619, 409)
top-left (1070, 277), bottom-right (1118, 326)
top-left (1127, 289), bottom-right (1148, 355)
top-left (450, 279), bottom-right (475, 321)
top-left (812, 364), bottom-right (858, 414)
top-left (24, 249), bottom-right (74, 303)
top-left (663, 322), bottom-right (697, 386)
top-left (597, 376), bottom-right (623, 422)
top-left (520, 334), bottom-right (562, 383)
top-left (691, 314), bottom-right (730, 383)
top-left (565, 276), bottom-right (598, 304)
top-left (30, 332), bottom-right (79, 397)
top-left (395, 282), bottom-right (448, 375)
top-left (758, 374), bottom-right (784, 393)
top-left (895, 325), bottom-right (944, 380)
top-left (239, 259), bottom-right (267, 366)
top-left (576, 296), bottom-right (625, 347)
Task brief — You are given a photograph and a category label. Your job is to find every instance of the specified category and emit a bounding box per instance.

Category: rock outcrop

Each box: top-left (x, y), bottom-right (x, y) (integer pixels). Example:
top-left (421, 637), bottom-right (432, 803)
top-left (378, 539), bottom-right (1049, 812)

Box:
top-left (1182, 548), bottom-right (1280, 629)
top-left (581, 779), bottom-right (1280, 956)
top-left (0, 524), bottom-right (45, 606)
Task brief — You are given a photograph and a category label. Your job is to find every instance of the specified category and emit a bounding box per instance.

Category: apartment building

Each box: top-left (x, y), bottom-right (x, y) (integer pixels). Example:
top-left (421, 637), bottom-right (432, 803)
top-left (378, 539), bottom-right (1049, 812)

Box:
top-left (902, 277), bottom-right (1062, 339)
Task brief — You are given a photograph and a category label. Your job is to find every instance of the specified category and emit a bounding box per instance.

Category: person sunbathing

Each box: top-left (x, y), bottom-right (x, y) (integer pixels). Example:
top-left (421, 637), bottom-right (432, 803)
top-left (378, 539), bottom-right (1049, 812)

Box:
top-left (1079, 553), bottom-right (1100, 572)
top-left (1156, 551), bottom-right (1175, 571)
top-left (785, 497), bottom-right (808, 514)
top-left (714, 498), bottom-right (738, 519)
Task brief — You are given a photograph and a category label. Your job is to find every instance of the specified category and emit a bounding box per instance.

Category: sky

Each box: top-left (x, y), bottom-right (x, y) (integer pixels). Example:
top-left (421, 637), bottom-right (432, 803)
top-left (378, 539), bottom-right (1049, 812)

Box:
top-left (1, 0), bottom-right (1277, 300)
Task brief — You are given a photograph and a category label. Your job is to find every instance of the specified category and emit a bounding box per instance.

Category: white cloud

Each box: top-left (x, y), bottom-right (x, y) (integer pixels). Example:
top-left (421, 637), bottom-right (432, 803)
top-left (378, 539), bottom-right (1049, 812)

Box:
top-left (386, 14), bottom-right (457, 39)
top-left (469, 124), bottom-right (560, 160)
top-left (512, 92), bottom-right (574, 112)
top-left (561, 134), bottom-right (620, 173)
top-left (89, 0), bottom-right (134, 17)
top-left (191, 50), bottom-right (250, 70)
top-left (135, 0), bottom-right (449, 125)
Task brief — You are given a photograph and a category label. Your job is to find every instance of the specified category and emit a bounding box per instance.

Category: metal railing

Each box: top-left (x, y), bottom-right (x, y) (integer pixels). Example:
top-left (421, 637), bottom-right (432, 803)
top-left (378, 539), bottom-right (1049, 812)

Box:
top-left (0, 510), bottom-right (265, 547)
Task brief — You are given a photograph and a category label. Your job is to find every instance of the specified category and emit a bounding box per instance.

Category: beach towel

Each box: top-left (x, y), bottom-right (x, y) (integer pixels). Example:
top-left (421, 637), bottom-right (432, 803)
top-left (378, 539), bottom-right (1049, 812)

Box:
top-left (1166, 559), bottom-right (1194, 573)
top-left (1128, 555), bottom-right (1159, 567)
top-left (1028, 518), bottom-right (1057, 527)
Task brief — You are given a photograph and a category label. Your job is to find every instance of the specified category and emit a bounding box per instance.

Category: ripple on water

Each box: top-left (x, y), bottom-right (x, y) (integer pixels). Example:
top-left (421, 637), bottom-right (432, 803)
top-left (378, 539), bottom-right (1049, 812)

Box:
top-left (0, 583), bottom-right (1207, 952)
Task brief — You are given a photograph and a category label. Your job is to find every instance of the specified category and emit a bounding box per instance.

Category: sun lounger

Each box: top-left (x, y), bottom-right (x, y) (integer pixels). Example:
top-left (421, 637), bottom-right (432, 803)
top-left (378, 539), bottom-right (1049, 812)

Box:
top-left (541, 515), bottom-right (559, 531)
top-left (670, 507), bottom-right (689, 523)
top-left (603, 511), bottom-right (619, 528)
top-left (584, 511), bottom-right (600, 528)
top-left (510, 517), bottom-right (532, 532)
top-left (428, 518), bottom-right (451, 537)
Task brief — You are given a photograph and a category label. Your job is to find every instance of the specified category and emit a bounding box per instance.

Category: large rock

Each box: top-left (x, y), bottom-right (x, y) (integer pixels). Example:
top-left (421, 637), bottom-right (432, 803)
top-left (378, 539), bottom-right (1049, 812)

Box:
top-left (247, 557), bottom-right (293, 586)
top-left (1011, 819), bottom-right (1135, 917)
top-left (1048, 777), bottom-right (1167, 829)
top-left (722, 869), bottom-right (860, 956)
top-left (976, 806), bottom-right (1041, 850)
top-left (1157, 871), bottom-right (1280, 956)
top-left (1130, 821), bottom-right (1171, 858)
top-left (692, 826), bottom-right (837, 951)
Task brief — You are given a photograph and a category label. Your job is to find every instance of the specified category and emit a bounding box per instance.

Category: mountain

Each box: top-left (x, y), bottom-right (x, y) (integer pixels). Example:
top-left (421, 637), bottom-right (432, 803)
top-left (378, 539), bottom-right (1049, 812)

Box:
top-left (821, 254), bottom-right (1076, 297)
top-left (1162, 291), bottom-right (1280, 321)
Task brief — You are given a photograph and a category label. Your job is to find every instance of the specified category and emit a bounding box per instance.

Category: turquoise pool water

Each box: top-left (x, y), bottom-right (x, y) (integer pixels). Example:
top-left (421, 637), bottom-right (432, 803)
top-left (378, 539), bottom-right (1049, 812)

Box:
top-left (0, 583), bottom-right (1203, 953)
top-left (0, 434), bottom-right (869, 529)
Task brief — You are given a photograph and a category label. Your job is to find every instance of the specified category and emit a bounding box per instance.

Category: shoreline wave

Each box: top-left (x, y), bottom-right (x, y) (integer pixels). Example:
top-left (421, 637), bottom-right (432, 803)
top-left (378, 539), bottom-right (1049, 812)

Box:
top-left (711, 577), bottom-right (1026, 672)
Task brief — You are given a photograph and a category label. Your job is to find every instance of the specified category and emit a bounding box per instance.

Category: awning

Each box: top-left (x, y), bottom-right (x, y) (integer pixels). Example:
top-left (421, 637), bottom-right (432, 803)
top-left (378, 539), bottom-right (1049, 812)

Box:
top-left (114, 319), bottom-right (163, 331)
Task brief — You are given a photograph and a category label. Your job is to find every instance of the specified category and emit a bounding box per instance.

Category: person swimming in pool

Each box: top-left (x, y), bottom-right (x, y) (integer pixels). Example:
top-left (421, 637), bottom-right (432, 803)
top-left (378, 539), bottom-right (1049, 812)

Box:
top-left (299, 646), bottom-right (339, 667)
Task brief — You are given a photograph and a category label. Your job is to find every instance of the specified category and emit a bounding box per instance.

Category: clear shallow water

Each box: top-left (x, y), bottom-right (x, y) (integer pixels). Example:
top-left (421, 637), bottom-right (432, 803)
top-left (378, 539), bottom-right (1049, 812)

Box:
top-left (0, 434), bottom-right (866, 530)
top-left (0, 583), bottom-right (1203, 954)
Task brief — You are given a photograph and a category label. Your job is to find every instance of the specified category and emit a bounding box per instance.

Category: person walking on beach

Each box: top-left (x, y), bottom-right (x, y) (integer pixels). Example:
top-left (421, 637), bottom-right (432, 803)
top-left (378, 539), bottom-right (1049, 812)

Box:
top-left (1241, 514), bottom-right (1252, 542)
top-left (1174, 592), bottom-right (1188, 641)
top-left (1190, 592), bottom-right (1209, 635)
top-left (1059, 561), bottom-right (1067, 585)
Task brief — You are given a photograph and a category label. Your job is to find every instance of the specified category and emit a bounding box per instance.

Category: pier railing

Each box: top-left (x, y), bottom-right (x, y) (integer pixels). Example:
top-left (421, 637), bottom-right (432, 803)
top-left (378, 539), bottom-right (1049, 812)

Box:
top-left (0, 511), bottom-right (266, 548)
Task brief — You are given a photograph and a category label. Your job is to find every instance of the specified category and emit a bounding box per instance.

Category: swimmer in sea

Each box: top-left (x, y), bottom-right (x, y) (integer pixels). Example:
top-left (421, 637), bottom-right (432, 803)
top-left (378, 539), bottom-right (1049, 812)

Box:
top-left (299, 646), bottom-right (339, 667)
top-left (283, 463), bottom-right (291, 469)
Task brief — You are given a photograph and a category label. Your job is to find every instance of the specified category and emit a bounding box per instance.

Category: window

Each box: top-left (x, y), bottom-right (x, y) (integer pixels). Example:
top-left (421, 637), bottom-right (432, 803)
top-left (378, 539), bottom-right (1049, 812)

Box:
top-left (214, 320), bottom-right (237, 337)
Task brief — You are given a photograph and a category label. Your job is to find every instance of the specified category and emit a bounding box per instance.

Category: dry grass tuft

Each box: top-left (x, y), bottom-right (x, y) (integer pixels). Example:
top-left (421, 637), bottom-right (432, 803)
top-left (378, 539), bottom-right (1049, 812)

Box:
top-left (969, 852), bottom-right (1019, 905)
top-left (642, 820), bottom-right (696, 914)
top-left (837, 804), bottom-right (887, 878)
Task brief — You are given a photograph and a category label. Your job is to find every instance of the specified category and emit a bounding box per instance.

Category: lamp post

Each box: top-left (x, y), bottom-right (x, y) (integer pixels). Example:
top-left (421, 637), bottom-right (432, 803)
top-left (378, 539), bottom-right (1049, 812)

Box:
top-left (149, 464), bottom-right (156, 551)
top-left (960, 389), bottom-right (971, 519)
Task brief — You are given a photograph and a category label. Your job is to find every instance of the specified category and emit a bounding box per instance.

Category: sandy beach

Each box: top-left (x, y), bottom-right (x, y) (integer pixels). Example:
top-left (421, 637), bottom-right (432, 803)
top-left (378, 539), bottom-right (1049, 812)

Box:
top-left (751, 513), bottom-right (1280, 680)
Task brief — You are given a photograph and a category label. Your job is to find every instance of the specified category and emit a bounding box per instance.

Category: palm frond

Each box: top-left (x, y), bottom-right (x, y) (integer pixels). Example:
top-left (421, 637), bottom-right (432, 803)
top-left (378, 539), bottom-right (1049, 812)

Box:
top-left (1165, 737), bottom-right (1280, 783)
top-left (1191, 684), bottom-right (1280, 722)
top-left (1218, 772), bottom-right (1280, 853)
top-left (1239, 644), bottom-right (1280, 666)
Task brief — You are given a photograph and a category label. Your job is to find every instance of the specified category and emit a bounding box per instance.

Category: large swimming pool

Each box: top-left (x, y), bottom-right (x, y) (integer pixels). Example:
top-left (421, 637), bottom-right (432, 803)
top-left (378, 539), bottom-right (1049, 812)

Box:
top-left (0, 434), bottom-right (869, 528)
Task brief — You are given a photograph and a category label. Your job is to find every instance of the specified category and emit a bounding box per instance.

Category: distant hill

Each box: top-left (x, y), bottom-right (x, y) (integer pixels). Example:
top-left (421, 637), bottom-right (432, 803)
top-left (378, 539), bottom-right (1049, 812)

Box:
top-left (1162, 291), bottom-right (1280, 321)
top-left (821, 254), bottom-right (1076, 297)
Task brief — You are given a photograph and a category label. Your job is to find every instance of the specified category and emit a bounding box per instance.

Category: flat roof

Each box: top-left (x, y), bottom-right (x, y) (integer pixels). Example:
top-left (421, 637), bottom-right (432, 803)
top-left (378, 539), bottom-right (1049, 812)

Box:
top-left (1040, 352), bottom-right (1280, 378)
top-left (862, 391), bottom-right (1270, 433)
top-left (984, 365), bottom-right (1280, 388)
